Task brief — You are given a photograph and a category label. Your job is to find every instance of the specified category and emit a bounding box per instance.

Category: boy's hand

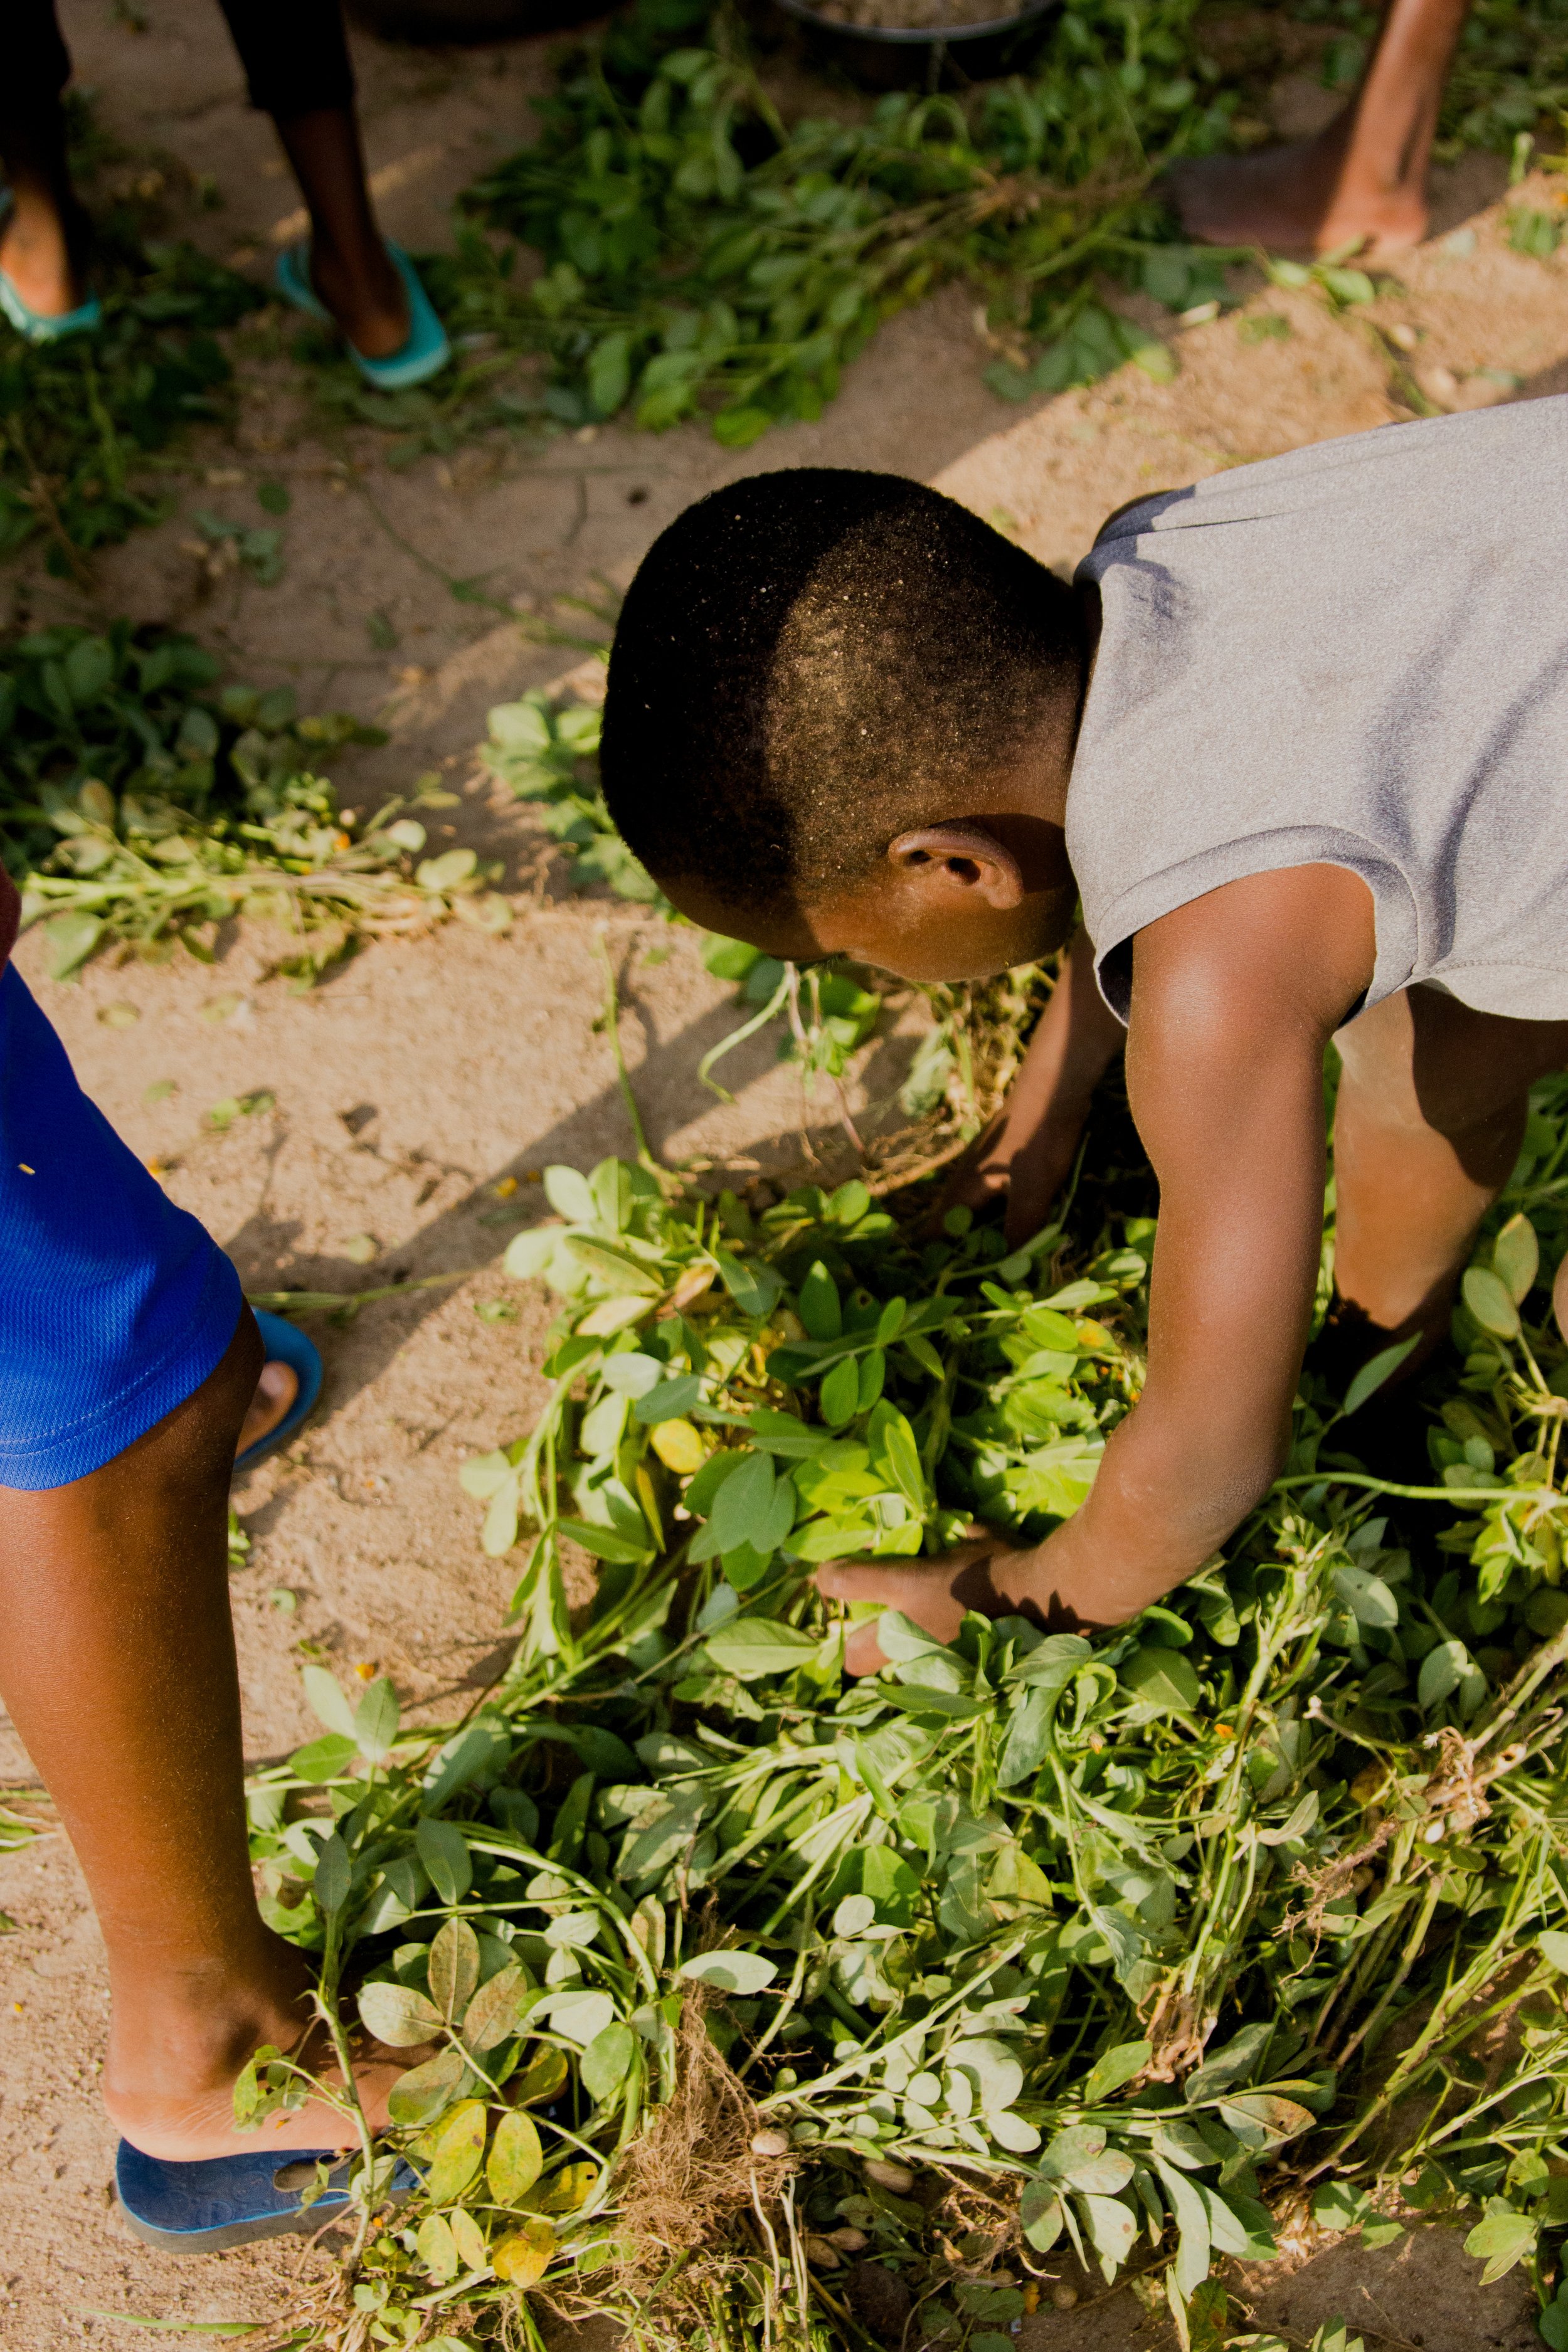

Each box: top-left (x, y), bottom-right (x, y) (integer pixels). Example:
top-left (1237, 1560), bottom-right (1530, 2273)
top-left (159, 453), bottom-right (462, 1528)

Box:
top-left (929, 926), bottom-right (1124, 1247)
top-left (818, 1518), bottom-right (1137, 1676)
top-left (935, 1096), bottom-right (1090, 1246)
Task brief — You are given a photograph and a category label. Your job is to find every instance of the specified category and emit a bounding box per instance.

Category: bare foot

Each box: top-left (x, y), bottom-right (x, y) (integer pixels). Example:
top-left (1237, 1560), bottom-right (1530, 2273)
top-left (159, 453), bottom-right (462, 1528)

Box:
top-left (819, 1531), bottom-right (1071, 1675)
top-left (1167, 124), bottom-right (1428, 257)
top-left (236, 1359), bottom-right (299, 1457)
top-left (105, 1939), bottom-right (433, 2161)
top-left (309, 240), bottom-right (410, 361)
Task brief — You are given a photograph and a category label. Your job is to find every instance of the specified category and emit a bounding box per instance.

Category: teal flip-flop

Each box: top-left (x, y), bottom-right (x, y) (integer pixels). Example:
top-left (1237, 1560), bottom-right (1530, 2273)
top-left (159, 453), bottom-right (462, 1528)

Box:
top-left (0, 198), bottom-right (100, 344)
top-left (275, 240), bottom-right (450, 391)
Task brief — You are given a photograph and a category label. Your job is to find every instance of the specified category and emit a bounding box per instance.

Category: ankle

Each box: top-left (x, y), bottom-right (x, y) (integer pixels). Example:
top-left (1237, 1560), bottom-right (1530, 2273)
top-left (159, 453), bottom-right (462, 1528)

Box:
top-left (306, 238), bottom-right (410, 358)
top-left (105, 1944), bottom-right (314, 2103)
top-left (309, 230), bottom-right (399, 294)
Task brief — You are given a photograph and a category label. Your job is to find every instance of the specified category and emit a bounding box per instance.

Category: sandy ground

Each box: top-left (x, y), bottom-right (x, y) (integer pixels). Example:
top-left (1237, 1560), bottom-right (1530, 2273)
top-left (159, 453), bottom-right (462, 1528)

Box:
top-left (5, 0), bottom-right (1568, 2340)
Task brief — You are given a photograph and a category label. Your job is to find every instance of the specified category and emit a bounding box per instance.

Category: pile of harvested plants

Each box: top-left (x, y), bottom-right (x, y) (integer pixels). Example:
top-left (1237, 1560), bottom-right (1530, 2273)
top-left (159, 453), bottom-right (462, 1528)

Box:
top-left (241, 1023), bottom-right (1568, 2350)
top-left (439, 0), bottom-right (1237, 447)
top-left (1, 622), bottom-right (509, 982)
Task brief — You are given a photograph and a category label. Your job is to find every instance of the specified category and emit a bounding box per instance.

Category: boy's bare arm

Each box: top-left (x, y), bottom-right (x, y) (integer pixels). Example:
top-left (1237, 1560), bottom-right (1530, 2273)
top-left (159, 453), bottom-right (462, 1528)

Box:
top-left (820, 865), bottom-right (1375, 1653)
top-left (1031, 866), bottom-right (1377, 1612)
top-left (1038, 879), bottom-right (1354, 1611)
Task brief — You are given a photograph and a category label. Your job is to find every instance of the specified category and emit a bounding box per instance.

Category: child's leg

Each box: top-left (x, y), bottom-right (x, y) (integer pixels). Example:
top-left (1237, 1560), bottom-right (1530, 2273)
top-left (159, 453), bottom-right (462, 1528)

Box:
top-left (213, 0), bottom-right (409, 358)
top-left (0, 1315), bottom-right (416, 2160)
top-left (1, 1316), bottom-right (305, 2138)
top-left (1, 964), bottom-right (413, 2155)
top-left (1332, 984), bottom-right (1568, 1353)
top-left (270, 110), bottom-right (409, 358)
top-left (1168, 0), bottom-right (1470, 257)
top-left (0, 1317), bottom-right (416, 2154)
top-left (0, 0), bottom-right (93, 315)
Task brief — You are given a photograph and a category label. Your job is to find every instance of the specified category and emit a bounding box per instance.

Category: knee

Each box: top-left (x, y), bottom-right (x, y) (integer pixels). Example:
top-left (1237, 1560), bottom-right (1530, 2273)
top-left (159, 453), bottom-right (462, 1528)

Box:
top-left (1338, 1042), bottom-right (1522, 1150)
top-left (1334, 1044), bottom-right (1429, 1141)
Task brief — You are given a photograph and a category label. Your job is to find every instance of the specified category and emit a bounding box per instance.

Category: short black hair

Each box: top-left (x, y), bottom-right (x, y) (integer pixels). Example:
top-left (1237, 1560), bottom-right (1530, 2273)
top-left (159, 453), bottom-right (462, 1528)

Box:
top-left (600, 468), bottom-right (1078, 912)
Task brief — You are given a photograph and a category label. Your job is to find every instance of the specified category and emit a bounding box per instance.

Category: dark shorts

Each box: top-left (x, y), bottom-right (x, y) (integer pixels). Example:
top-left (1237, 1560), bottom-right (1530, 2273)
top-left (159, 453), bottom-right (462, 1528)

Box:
top-left (0, 965), bottom-right (241, 1491)
top-left (13, 0), bottom-right (355, 124)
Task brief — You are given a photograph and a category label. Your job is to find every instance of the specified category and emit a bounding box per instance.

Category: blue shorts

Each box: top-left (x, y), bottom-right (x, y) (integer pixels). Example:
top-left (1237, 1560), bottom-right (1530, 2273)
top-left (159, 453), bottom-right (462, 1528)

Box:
top-left (0, 963), bottom-right (242, 1490)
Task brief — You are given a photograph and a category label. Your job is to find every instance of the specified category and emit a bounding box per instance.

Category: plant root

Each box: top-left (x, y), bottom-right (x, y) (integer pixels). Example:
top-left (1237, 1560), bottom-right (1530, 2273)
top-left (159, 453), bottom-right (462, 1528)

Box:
top-left (613, 1988), bottom-right (794, 2281)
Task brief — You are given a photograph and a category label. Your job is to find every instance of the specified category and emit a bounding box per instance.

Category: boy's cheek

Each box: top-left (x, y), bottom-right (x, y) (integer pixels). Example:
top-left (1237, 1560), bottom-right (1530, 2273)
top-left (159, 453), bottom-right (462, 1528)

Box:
top-left (657, 878), bottom-right (824, 961)
top-left (852, 899), bottom-right (1072, 985)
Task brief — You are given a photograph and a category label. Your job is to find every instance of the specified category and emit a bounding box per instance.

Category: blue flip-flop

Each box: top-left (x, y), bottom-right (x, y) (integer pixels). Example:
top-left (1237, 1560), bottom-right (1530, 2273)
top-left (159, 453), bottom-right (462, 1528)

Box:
top-left (234, 1309), bottom-right (323, 1475)
top-left (275, 240), bottom-right (450, 391)
top-left (0, 197), bottom-right (100, 344)
top-left (115, 2139), bottom-right (418, 2254)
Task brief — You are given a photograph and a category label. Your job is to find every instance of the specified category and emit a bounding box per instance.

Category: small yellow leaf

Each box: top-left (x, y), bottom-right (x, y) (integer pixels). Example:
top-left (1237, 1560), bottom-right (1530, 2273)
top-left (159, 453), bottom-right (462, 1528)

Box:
top-left (511, 2044), bottom-right (570, 2106)
top-left (421, 2098), bottom-right (488, 2205)
top-left (531, 2159), bottom-right (596, 2216)
top-left (664, 1262), bottom-right (716, 1315)
top-left (416, 2210), bottom-right (460, 2282)
top-left (650, 1418), bottom-right (706, 1475)
top-left (486, 2106), bottom-right (544, 2206)
top-left (450, 2205), bottom-right (489, 2272)
top-left (492, 2217), bottom-right (555, 2287)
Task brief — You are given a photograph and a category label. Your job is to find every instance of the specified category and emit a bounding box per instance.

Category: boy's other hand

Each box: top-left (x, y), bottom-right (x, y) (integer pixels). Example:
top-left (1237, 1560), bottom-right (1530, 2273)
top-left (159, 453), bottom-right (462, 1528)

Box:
top-left (924, 924), bottom-right (1124, 1247)
top-left (931, 1095), bottom-right (1090, 1246)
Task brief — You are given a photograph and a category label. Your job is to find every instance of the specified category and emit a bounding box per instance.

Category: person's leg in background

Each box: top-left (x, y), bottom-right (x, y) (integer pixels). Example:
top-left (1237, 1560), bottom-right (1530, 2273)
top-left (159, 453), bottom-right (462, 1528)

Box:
top-left (0, 0), bottom-right (93, 317)
top-left (1, 0), bottom-right (409, 356)
top-left (1169, 0), bottom-right (1473, 256)
top-left (0, 1321), bottom-right (418, 2159)
top-left (215, 0), bottom-right (410, 359)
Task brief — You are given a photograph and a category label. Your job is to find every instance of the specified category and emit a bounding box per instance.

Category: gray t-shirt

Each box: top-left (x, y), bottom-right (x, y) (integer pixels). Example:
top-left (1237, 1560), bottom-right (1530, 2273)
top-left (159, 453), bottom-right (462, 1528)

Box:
top-left (1067, 397), bottom-right (1568, 1024)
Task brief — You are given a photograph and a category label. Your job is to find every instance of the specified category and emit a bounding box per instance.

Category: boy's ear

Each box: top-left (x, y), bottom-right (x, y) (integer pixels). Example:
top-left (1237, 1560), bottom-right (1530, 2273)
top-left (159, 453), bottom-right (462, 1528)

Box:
top-left (886, 822), bottom-right (1025, 909)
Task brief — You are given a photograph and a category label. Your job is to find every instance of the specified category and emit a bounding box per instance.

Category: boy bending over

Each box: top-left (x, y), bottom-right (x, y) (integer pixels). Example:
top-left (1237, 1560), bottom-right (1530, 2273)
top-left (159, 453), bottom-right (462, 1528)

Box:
top-left (600, 399), bottom-right (1568, 1668)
